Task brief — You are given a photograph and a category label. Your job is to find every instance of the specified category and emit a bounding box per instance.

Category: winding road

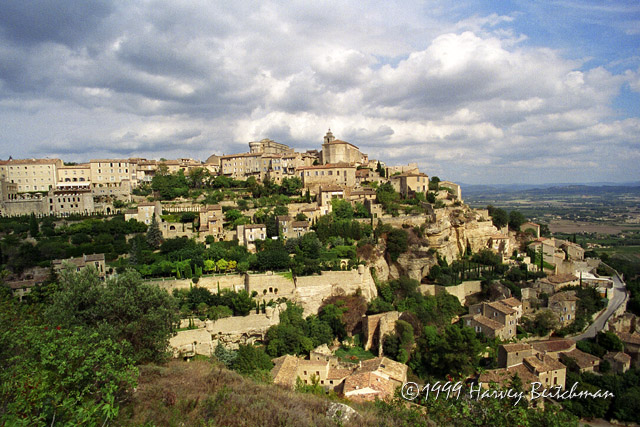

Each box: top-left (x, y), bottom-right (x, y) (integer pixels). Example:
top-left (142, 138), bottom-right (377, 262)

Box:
top-left (572, 274), bottom-right (627, 341)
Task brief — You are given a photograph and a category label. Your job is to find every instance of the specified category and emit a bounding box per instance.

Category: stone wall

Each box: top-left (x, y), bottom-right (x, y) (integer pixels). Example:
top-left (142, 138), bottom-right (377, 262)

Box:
top-left (419, 280), bottom-right (482, 305)
top-left (245, 273), bottom-right (296, 302)
top-left (206, 304), bottom-right (283, 349)
top-left (148, 274), bottom-right (245, 293)
top-left (294, 266), bottom-right (378, 316)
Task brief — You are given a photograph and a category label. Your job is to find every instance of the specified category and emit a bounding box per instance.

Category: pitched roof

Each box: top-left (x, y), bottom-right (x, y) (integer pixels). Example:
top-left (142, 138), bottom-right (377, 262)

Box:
top-left (501, 343), bottom-right (533, 353)
top-left (478, 364), bottom-right (539, 391)
top-left (524, 355), bottom-right (565, 373)
top-left (531, 339), bottom-right (576, 353)
top-left (465, 314), bottom-right (505, 331)
top-left (560, 349), bottom-right (600, 369)
top-left (271, 355), bottom-right (299, 388)
top-left (500, 297), bottom-right (522, 308)
top-left (605, 352), bottom-right (631, 364)
top-left (488, 301), bottom-right (517, 315)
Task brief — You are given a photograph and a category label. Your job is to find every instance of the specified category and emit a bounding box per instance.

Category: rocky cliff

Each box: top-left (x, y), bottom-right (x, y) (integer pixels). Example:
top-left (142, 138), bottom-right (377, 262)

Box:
top-left (370, 206), bottom-right (508, 282)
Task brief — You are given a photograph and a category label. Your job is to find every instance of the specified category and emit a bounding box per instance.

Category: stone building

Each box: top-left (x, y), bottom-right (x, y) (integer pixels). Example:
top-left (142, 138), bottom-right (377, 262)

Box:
top-left (498, 343), bottom-right (534, 368)
top-left (89, 159), bottom-right (137, 189)
top-left (362, 311), bottom-right (400, 354)
top-left (297, 163), bottom-right (357, 194)
top-left (124, 201), bottom-right (162, 225)
top-left (0, 158), bottom-right (62, 192)
top-left (48, 183), bottom-right (95, 216)
top-left (320, 130), bottom-right (367, 165)
top-left (52, 253), bottom-right (107, 279)
top-left (604, 352), bottom-right (632, 374)
top-left (237, 224), bottom-right (267, 249)
top-left (199, 204), bottom-right (224, 239)
top-left (58, 163), bottom-right (91, 184)
top-left (389, 172), bottom-right (429, 198)
top-left (249, 138), bottom-right (294, 155)
top-left (548, 291), bottom-right (579, 327)
top-left (465, 300), bottom-right (519, 340)
top-left (560, 349), bottom-right (600, 373)
top-left (317, 185), bottom-right (345, 208)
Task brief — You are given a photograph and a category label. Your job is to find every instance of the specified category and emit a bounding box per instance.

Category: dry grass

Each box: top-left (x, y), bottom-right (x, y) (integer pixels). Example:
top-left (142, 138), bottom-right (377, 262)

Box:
top-left (116, 359), bottom-right (433, 427)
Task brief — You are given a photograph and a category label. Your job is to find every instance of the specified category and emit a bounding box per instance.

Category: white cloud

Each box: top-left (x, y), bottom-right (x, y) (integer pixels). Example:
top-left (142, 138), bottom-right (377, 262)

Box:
top-left (0, 1), bottom-right (638, 183)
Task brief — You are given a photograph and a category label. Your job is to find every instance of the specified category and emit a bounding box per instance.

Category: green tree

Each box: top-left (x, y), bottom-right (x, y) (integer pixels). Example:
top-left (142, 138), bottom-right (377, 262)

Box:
top-left (45, 267), bottom-right (179, 364)
top-left (232, 345), bottom-right (273, 375)
top-left (146, 215), bottom-right (164, 249)
top-left (386, 228), bottom-right (408, 261)
top-left (488, 206), bottom-right (508, 229)
top-left (29, 213), bottom-right (39, 238)
top-left (508, 210), bottom-right (526, 231)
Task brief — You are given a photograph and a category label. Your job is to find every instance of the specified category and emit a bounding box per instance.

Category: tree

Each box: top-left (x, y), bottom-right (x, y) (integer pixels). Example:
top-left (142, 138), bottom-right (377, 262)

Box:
top-left (232, 345), bottom-right (273, 375)
top-left (386, 228), bottom-right (409, 261)
top-left (508, 211), bottom-right (526, 231)
top-left (488, 206), bottom-right (508, 229)
top-left (146, 215), bottom-right (164, 249)
top-left (45, 267), bottom-right (179, 364)
top-left (29, 213), bottom-right (39, 238)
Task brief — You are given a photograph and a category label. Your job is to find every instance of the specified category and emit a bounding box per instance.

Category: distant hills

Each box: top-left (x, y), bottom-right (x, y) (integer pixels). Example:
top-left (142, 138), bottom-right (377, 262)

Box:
top-left (461, 181), bottom-right (640, 196)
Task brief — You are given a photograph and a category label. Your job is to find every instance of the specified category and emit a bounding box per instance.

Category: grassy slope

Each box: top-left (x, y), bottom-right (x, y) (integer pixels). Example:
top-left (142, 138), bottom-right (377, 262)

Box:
top-left (116, 360), bottom-right (420, 427)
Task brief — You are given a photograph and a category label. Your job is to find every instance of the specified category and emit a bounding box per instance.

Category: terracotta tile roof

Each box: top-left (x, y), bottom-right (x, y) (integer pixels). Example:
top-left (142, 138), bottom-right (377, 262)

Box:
top-left (465, 314), bottom-right (504, 331)
top-left (0, 158), bottom-right (61, 165)
top-left (524, 355), bottom-right (565, 374)
top-left (549, 291), bottom-right (579, 302)
top-left (560, 349), bottom-right (600, 369)
top-left (291, 221), bottom-right (309, 228)
top-left (501, 343), bottom-right (533, 353)
top-left (605, 352), bottom-right (631, 364)
top-left (488, 301), bottom-right (517, 315)
top-left (271, 355), bottom-right (299, 388)
top-left (478, 364), bottom-right (539, 391)
top-left (545, 274), bottom-right (579, 284)
top-left (327, 367), bottom-right (354, 380)
top-left (318, 184), bottom-right (344, 192)
top-left (531, 339), bottom-right (576, 353)
top-left (243, 224), bottom-right (266, 230)
top-left (343, 371), bottom-right (395, 401)
top-left (500, 297), bottom-right (522, 308)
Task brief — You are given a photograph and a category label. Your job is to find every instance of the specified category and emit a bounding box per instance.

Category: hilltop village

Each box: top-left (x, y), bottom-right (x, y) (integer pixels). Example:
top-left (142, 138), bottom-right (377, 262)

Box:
top-left (1, 130), bottom-right (636, 422)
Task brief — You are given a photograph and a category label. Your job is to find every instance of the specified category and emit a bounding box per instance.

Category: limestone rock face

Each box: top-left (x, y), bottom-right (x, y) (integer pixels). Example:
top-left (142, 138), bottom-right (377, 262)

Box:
top-left (372, 206), bottom-right (502, 283)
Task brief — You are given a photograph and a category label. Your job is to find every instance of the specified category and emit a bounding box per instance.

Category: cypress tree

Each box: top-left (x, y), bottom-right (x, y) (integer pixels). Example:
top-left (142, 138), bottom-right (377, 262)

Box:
top-left (146, 215), bottom-right (164, 249)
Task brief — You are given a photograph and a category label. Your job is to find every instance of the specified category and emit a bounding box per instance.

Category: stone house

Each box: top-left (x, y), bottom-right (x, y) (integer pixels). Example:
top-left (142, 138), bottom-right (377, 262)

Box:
top-left (124, 201), bottom-right (162, 225)
top-left (498, 343), bottom-right (534, 368)
top-left (198, 204), bottom-right (224, 239)
top-left (531, 339), bottom-right (576, 358)
top-left (317, 184), bottom-right (345, 208)
top-left (52, 253), bottom-right (107, 279)
top-left (297, 163), bottom-right (357, 195)
top-left (438, 181), bottom-right (462, 200)
top-left (521, 222), bottom-right (541, 238)
top-left (342, 357), bottom-right (408, 402)
top-left (465, 300), bottom-right (519, 340)
top-left (604, 352), bottom-right (632, 374)
top-left (534, 274), bottom-right (580, 294)
top-left (548, 291), bottom-right (579, 327)
top-left (388, 172), bottom-right (429, 198)
top-left (0, 158), bottom-right (62, 193)
top-left (463, 314), bottom-right (513, 340)
top-left (560, 349), bottom-right (600, 373)
top-left (616, 331), bottom-right (640, 366)
top-left (237, 224), bottom-right (267, 250)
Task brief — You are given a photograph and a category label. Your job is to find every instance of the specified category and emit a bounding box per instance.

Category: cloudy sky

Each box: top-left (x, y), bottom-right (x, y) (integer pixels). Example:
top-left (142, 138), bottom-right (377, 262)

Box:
top-left (1, 0), bottom-right (638, 184)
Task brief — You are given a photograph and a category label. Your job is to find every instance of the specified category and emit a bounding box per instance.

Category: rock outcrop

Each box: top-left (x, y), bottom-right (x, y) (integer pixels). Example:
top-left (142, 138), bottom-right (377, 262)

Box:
top-left (373, 205), bottom-right (508, 283)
